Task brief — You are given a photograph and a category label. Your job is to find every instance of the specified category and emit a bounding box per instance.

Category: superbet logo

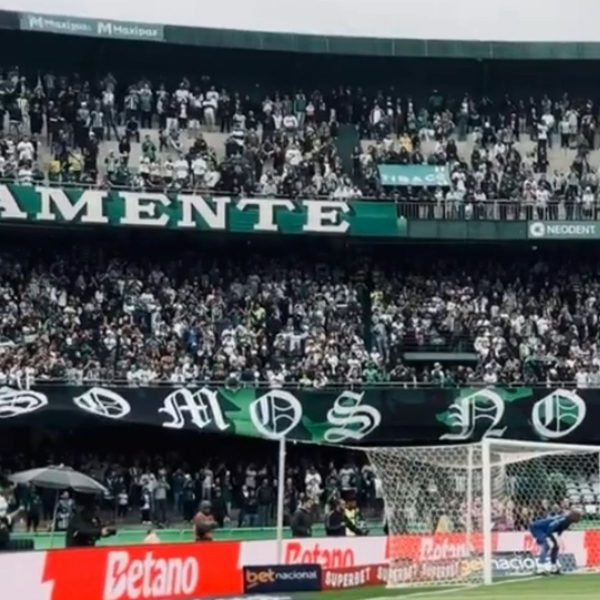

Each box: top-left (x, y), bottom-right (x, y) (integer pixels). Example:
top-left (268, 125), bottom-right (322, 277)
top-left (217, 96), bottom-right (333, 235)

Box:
top-left (103, 551), bottom-right (199, 600)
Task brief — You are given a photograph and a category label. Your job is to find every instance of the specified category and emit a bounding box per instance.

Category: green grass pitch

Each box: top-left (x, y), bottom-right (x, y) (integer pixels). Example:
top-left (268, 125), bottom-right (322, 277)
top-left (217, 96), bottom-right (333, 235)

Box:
top-left (291, 572), bottom-right (600, 600)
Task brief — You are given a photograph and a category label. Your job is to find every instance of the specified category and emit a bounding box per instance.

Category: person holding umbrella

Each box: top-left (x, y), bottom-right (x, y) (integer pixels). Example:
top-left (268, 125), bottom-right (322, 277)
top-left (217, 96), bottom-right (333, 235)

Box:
top-left (8, 465), bottom-right (110, 548)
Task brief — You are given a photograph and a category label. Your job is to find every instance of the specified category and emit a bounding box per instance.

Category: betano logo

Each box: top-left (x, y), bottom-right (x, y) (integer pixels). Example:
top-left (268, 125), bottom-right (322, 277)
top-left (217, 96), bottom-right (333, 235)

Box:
top-left (103, 551), bottom-right (199, 600)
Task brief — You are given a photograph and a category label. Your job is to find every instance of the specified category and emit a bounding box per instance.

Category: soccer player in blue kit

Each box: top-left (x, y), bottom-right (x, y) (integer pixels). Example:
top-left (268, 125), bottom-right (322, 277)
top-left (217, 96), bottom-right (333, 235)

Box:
top-left (529, 510), bottom-right (581, 574)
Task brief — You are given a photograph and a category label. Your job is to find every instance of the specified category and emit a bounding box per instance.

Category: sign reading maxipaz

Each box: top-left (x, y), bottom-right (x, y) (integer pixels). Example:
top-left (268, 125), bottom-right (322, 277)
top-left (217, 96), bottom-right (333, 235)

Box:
top-left (0, 185), bottom-right (406, 238)
top-left (20, 13), bottom-right (164, 41)
top-left (0, 385), bottom-right (597, 445)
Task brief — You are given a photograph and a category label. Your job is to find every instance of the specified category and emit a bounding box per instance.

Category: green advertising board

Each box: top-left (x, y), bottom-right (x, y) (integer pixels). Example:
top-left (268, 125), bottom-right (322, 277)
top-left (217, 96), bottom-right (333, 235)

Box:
top-left (528, 221), bottom-right (600, 240)
top-left (378, 164), bottom-right (450, 187)
top-left (0, 185), bottom-right (407, 238)
top-left (19, 13), bottom-right (164, 41)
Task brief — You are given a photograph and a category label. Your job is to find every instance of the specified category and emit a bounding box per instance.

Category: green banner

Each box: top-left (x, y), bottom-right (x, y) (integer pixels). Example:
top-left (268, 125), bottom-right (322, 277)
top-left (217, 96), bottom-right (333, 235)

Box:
top-left (19, 13), bottom-right (164, 41)
top-left (0, 185), bottom-right (406, 238)
top-left (378, 165), bottom-right (450, 187)
top-left (528, 221), bottom-right (600, 240)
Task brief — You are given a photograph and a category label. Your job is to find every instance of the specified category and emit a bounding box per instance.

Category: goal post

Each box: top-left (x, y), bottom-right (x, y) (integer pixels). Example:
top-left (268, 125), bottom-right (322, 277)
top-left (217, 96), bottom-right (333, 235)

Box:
top-left (364, 439), bottom-right (600, 588)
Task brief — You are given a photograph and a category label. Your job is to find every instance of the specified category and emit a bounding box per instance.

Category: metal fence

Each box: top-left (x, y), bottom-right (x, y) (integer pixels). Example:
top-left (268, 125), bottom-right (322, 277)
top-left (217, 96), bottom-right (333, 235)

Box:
top-left (3, 178), bottom-right (599, 223)
top-left (3, 378), bottom-right (590, 389)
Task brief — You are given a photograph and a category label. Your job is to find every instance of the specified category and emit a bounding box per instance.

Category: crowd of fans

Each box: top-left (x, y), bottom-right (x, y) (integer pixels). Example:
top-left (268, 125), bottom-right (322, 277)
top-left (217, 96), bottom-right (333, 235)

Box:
top-left (0, 242), bottom-right (599, 388)
top-left (0, 443), bottom-right (378, 530)
top-left (1, 67), bottom-right (600, 215)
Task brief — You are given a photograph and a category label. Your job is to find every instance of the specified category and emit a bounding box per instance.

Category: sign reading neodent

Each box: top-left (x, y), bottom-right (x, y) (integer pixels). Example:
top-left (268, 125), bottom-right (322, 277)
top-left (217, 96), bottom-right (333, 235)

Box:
top-left (528, 221), bottom-right (600, 240)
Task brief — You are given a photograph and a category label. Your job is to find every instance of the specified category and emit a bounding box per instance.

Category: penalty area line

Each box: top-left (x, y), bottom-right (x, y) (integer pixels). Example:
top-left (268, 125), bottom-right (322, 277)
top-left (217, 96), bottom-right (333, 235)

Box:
top-left (366, 575), bottom-right (543, 600)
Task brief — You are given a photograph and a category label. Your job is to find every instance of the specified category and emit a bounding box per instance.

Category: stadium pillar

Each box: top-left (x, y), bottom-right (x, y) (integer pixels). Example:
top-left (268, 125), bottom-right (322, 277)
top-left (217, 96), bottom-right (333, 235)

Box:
top-left (276, 436), bottom-right (286, 563)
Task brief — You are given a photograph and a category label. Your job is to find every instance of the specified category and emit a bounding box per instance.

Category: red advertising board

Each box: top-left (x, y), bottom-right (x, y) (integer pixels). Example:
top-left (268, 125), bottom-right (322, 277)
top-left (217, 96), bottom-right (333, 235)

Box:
top-left (3, 531), bottom-right (600, 600)
top-left (3, 541), bottom-right (243, 600)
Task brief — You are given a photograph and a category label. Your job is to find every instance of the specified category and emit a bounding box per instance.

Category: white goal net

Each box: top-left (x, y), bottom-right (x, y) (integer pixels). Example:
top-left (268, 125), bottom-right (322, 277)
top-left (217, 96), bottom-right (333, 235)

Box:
top-left (365, 439), bottom-right (600, 587)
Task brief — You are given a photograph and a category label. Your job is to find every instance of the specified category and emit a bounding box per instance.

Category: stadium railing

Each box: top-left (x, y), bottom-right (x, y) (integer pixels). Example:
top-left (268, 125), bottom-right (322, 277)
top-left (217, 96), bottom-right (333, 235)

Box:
top-left (2, 178), bottom-right (598, 222)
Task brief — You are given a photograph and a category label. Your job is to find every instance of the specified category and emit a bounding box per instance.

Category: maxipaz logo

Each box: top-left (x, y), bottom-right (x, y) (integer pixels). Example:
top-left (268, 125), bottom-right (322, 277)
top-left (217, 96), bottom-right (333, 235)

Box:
top-left (324, 391), bottom-right (382, 443)
top-left (73, 387), bottom-right (131, 419)
top-left (438, 388), bottom-right (507, 441)
top-left (0, 386), bottom-right (48, 418)
top-left (531, 389), bottom-right (586, 439)
top-left (249, 390), bottom-right (303, 439)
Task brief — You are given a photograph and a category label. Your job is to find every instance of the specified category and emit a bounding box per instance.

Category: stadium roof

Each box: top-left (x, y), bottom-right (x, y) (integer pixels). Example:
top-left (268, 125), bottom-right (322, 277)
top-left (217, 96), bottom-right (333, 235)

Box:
top-left (1, 0), bottom-right (600, 59)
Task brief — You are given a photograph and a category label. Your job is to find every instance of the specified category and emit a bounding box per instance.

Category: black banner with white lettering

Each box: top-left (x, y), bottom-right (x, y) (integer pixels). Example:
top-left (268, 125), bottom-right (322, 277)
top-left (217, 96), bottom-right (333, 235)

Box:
top-left (0, 385), bottom-right (597, 445)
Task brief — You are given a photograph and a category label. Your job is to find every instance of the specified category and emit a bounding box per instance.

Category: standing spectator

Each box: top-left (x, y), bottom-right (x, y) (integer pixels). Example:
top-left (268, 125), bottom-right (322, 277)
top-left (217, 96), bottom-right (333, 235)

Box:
top-left (182, 475), bottom-right (196, 523)
top-left (305, 466), bottom-right (322, 503)
top-left (116, 488), bottom-right (129, 519)
top-left (25, 486), bottom-right (42, 533)
top-left (138, 83), bottom-right (154, 129)
top-left (172, 469), bottom-right (185, 516)
top-left (290, 498), bottom-right (313, 538)
top-left (204, 86), bottom-right (219, 131)
top-left (153, 475), bottom-right (170, 526)
top-left (140, 486), bottom-right (152, 525)
top-left (55, 491), bottom-right (73, 531)
top-left (102, 84), bottom-right (118, 141)
top-left (256, 479), bottom-right (273, 527)
top-left (193, 500), bottom-right (218, 541)
top-left (212, 486), bottom-right (230, 528)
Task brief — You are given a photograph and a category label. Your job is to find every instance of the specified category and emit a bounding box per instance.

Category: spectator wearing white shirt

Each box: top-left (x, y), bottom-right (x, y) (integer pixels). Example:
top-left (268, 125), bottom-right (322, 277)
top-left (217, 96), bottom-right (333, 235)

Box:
top-left (541, 110), bottom-right (555, 148)
top-left (17, 137), bottom-right (34, 163)
top-left (535, 187), bottom-right (549, 220)
top-left (285, 145), bottom-right (302, 167)
top-left (17, 162), bottom-right (33, 185)
top-left (174, 155), bottom-right (189, 186)
top-left (581, 186), bottom-right (595, 219)
top-left (305, 466), bottom-right (322, 501)
top-left (282, 114), bottom-right (298, 134)
top-left (163, 158), bottom-right (175, 184)
top-left (575, 367), bottom-right (589, 389)
top-left (138, 155), bottom-right (151, 182)
top-left (370, 103), bottom-right (384, 131)
top-left (192, 155), bottom-right (208, 189)
top-left (203, 86), bottom-right (219, 131)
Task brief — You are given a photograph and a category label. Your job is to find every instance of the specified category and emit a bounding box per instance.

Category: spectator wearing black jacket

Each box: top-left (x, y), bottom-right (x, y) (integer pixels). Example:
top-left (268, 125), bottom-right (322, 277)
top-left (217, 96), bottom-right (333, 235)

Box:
top-left (325, 499), bottom-right (365, 537)
top-left (65, 499), bottom-right (115, 548)
top-left (290, 498), bottom-right (313, 537)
